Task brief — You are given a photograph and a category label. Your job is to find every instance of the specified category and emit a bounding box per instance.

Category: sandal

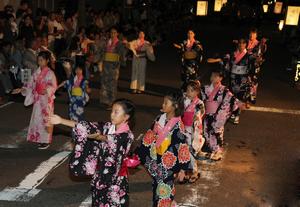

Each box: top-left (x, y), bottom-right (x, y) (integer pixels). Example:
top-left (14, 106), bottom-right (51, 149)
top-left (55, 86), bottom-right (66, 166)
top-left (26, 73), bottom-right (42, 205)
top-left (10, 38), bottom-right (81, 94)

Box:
top-left (188, 172), bottom-right (200, 183)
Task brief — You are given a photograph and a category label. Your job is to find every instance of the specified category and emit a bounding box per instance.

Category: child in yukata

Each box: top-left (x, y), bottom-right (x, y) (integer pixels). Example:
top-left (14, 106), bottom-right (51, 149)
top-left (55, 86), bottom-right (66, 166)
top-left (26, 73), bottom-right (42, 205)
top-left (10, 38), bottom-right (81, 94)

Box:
top-left (201, 68), bottom-right (240, 161)
top-left (136, 91), bottom-right (191, 207)
top-left (182, 80), bottom-right (205, 183)
top-left (57, 64), bottom-right (90, 121)
top-left (50, 99), bottom-right (135, 207)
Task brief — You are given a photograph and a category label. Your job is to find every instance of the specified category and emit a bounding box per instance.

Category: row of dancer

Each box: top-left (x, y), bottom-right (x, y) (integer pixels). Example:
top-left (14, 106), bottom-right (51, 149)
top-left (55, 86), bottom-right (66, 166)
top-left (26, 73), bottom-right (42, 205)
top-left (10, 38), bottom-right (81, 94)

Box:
top-left (45, 66), bottom-right (239, 207)
top-left (174, 28), bottom-right (267, 124)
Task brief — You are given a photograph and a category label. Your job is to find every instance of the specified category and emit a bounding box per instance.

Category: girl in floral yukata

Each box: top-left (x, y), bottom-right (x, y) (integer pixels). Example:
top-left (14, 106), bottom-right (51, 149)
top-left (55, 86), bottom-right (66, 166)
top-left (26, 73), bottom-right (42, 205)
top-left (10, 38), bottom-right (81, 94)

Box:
top-left (201, 68), bottom-right (240, 161)
top-left (182, 80), bottom-right (205, 183)
top-left (49, 99), bottom-right (135, 207)
top-left (57, 64), bottom-right (90, 121)
top-left (208, 39), bottom-right (254, 124)
top-left (12, 51), bottom-right (57, 150)
top-left (136, 91), bottom-right (191, 207)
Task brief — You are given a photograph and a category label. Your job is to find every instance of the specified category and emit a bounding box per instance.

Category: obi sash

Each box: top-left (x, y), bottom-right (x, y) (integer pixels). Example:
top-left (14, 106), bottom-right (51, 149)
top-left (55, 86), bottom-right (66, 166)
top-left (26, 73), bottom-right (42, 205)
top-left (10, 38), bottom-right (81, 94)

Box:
top-left (182, 112), bottom-right (194, 127)
top-left (35, 67), bottom-right (49, 95)
top-left (36, 82), bottom-right (46, 95)
top-left (104, 52), bottom-right (120, 62)
top-left (205, 84), bottom-right (222, 114)
top-left (182, 97), bottom-right (199, 127)
top-left (153, 114), bottom-right (180, 155)
top-left (184, 51), bottom-right (197, 59)
top-left (71, 87), bottom-right (83, 96)
top-left (231, 65), bottom-right (248, 75)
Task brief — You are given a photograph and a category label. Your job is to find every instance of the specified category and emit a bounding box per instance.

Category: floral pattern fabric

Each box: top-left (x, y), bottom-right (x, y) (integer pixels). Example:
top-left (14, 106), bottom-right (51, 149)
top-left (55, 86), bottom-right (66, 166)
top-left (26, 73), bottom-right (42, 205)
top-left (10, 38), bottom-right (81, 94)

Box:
top-left (22, 67), bottom-right (57, 144)
top-left (201, 85), bottom-right (239, 152)
top-left (136, 113), bottom-right (191, 207)
top-left (71, 121), bottom-right (134, 207)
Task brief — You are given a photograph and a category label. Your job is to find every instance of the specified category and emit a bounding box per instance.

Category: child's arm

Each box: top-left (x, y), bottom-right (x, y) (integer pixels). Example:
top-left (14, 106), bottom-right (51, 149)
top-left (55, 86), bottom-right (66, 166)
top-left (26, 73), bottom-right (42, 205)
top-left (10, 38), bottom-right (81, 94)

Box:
top-left (49, 114), bottom-right (76, 128)
top-left (57, 80), bottom-right (67, 90)
top-left (87, 133), bottom-right (107, 141)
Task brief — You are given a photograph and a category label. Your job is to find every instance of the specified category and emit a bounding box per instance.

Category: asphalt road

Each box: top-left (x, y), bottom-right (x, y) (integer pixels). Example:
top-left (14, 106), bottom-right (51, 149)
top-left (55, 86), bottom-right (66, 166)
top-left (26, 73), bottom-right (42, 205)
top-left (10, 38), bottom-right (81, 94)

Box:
top-left (0, 22), bottom-right (300, 207)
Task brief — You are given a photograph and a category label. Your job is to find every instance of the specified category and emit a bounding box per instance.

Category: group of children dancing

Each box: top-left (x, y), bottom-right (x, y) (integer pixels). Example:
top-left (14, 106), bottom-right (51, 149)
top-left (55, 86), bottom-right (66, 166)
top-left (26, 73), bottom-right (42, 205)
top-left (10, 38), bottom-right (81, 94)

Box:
top-left (10, 26), bottom-right (268, 206)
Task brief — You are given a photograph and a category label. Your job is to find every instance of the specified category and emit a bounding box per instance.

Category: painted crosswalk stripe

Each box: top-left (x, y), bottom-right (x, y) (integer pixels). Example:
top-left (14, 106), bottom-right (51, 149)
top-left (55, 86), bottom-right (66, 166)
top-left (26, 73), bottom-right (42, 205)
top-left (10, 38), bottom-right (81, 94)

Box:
top-left (79, 195), bottom-right (92, 207)
top-left (246, 106), bottom-right (300, 115)
top-left (0, 151), bottom-right (70, 202)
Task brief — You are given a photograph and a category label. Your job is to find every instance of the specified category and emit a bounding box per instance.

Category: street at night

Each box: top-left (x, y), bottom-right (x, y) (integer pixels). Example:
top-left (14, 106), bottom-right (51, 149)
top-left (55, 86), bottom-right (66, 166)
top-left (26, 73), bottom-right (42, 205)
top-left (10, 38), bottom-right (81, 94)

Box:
top-left (0, 0), bottom-right (300, 207)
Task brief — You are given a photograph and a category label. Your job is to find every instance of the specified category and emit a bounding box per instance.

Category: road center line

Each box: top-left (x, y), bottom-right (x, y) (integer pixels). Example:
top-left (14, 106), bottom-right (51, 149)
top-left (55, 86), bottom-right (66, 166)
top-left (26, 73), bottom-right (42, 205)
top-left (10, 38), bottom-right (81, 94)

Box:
top-left (246, 106), bottom-right (300, 115)
top-left (0, 151), bottom-right (71, 202)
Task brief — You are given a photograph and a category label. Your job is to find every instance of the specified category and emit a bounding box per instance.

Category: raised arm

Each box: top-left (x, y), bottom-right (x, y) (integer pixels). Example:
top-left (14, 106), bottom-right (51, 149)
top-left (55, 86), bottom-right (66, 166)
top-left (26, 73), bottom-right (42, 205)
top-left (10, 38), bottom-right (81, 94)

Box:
top-left (49, 114), bottom-right (76, 128)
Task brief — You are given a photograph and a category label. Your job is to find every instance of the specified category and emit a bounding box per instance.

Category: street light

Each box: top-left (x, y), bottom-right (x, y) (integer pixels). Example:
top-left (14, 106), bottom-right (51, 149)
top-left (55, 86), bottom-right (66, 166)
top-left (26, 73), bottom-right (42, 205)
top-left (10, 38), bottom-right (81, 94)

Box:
top-left (196, 1), bottom-right (208, 16)
top-left (274, 2), bottom-right (283, 14)
top-left (285, 6), bottom-right (300, 26)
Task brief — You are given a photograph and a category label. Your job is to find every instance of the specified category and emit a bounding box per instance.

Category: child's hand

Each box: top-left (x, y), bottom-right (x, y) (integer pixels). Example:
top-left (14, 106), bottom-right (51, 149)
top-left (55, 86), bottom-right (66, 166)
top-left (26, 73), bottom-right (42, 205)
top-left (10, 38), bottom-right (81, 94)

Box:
top-left (49, 114), bottom-right (62, 125)
top-left (88, 133), bottom-right (107, 141)
top-left (11, 88), bottom-right (25, 94)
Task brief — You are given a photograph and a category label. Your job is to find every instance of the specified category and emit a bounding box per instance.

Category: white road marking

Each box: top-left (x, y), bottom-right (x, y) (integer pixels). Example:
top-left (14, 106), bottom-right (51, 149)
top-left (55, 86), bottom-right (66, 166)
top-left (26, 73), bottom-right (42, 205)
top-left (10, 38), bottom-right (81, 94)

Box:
top-left (246, 106), bottom-right (300, 115)
top-left (79, 195), bottom-right (92, 207)
top-left (0, 101), bottom-right (14, 109)
top-left (0, 127), bottom-right (28, 149)
top-left (181, 151), bottom-right (226, 206)
top-left (0, 151), bottom-right (70, 202)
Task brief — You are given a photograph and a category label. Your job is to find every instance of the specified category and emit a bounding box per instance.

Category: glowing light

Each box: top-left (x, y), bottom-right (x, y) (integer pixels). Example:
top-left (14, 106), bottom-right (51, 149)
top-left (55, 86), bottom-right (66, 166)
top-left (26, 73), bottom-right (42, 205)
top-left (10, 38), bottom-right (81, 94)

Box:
top-left (197, 1), bottom-right (208, 16)
top-left (263, 4), bottom-right (269, 13)
top-left (278, 19), bottom-right (284, 31)
top-left (214, 0), bottom-right (226, 12)
top-left (295, 61), bottom-right (300, 82)
top-left (274, 2), bottom-right (283, 14)
top-left (285, 6), bottom-right (300, 26)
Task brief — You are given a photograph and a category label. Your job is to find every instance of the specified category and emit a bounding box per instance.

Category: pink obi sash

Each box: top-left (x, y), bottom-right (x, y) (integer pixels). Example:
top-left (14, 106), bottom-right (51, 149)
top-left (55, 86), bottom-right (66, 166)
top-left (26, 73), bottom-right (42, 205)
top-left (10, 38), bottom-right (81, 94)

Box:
top-left (182, 97), bottom-right (199, 126)
top-left (205, 101), bottom-right (219, 114)
top-left (182, 111), bottom-right (194, 126)
top-left (205, 84), bottom-right (222, 114)
top-left (36, 82), bottom-right (46, 95)
top-left (35, 67), bottom-right (49, 95)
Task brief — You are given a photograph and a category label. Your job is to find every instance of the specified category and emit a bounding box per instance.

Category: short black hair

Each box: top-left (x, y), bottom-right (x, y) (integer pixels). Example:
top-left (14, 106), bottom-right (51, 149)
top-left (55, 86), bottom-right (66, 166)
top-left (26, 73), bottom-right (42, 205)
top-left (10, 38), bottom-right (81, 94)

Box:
top-left (37, 51), bottom-right (51, 63)
top-left (186, 80), bottom-right (201, 92)
top-left (211, 67), bottom-right (225, 78)
top-left (112, 99), bottom-right (136, 129)
top-left (165, 91), bottom-right (184, 117)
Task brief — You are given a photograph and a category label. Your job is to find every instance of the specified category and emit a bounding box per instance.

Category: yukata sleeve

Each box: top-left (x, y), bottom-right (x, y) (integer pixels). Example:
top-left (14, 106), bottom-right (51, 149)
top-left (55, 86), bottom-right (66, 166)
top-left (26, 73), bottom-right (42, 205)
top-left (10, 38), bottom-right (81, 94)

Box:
top-left (172, 124), bottom-right (191, 173)
top-left (22, 74), bottom-right (35, 106)
top-left (192, 103), bottom-right (205, 153)
top-left (45, 70), bottom-right (57, 102)
top-left (146, 43), bottom-right (155, 61)
top-left (100, 133), bottom-right (133, 184)
top-left (214, 90), bottom-right (239, 133)
top-left (135, 115), bottom-right (160, 164)
top-left (70, 121), bottom-right (103, 176)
